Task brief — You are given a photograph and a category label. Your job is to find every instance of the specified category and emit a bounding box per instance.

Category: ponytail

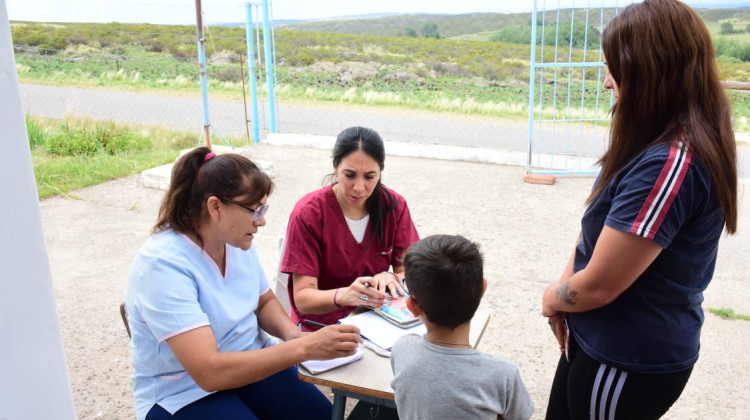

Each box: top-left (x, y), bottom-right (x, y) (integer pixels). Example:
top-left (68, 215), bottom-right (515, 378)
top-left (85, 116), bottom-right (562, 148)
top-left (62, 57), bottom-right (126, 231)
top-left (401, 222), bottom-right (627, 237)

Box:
top-left (153, 147), bottom-right (273, 247)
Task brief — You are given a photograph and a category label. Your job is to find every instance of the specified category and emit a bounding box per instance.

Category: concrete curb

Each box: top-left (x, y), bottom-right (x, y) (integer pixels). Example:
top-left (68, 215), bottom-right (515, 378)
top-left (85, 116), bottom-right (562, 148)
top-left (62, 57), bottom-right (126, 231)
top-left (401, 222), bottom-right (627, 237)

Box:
top-left (263, 133), bottom-right (530, 167)
top-left (140, 145), bottom-right (275, 191)
top-left (140, 133), bottom-right (750, 190)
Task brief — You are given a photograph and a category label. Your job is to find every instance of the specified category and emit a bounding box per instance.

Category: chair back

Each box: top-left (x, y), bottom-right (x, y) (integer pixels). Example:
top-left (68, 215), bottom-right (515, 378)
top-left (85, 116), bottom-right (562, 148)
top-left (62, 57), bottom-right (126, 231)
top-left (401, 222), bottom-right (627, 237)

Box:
top-left (120, 302), bottom-right (131, 339)
top-left (273, 221), bottom-right (292, 314)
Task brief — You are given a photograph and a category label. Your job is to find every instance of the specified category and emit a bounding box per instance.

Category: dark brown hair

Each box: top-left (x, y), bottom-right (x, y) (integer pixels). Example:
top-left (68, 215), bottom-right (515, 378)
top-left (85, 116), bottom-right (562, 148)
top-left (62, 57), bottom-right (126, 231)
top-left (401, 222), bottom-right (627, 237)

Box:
top-left (153, 147), bottom-right (273, 246)
top-left (404, 235), bottom-right (484, 329)
top-left (330, 126), bottom-right (398, 245)
top-left (594, 0), bottom-right (737, 233)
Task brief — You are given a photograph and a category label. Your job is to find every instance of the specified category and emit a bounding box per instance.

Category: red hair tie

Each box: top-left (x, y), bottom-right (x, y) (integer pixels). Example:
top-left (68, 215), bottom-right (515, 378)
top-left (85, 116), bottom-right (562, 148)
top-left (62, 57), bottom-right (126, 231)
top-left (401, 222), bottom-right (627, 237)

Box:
top-left (204, 152), bottom-right (216, 162)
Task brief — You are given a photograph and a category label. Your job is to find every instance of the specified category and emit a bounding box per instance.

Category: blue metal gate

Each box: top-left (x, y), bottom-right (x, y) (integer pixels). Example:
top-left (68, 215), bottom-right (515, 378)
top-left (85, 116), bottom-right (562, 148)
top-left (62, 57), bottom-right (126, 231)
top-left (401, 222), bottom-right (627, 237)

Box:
top-left (527, 1), bottom-right (638, 175)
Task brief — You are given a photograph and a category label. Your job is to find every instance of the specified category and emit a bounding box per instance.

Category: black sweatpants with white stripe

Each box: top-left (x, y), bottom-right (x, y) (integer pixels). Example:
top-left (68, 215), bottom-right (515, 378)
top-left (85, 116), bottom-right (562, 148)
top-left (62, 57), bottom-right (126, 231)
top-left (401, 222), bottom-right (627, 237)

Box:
top-left (545, 335), bottom-right (693, 420)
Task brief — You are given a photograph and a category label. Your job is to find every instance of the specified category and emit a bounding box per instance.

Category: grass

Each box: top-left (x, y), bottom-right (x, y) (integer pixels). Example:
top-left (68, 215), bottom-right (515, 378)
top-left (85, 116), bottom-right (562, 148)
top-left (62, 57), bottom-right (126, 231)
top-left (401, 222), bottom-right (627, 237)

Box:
top-left (706, 307), bottom-right (750, 321)
top-left (28, 116), bottom-right (211, 198)
top-left (33, 146), bottom-right (175, 198)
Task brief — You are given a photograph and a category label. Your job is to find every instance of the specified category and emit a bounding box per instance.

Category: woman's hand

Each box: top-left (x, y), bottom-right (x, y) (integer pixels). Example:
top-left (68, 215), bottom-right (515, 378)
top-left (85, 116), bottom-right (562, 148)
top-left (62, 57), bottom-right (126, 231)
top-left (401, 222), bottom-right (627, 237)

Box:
top-left (335, 276), bottom-right (384, 308)
top-left (302, 324), bottom-right (361, 360)
top-left (546, 312), bottom-right (567, 351)
top-left (373, 271), bottom-right (406, 298)
top-left (338, 274), bottom-right (404, 308)
top-left (543, 278), bottom-right (568, 351)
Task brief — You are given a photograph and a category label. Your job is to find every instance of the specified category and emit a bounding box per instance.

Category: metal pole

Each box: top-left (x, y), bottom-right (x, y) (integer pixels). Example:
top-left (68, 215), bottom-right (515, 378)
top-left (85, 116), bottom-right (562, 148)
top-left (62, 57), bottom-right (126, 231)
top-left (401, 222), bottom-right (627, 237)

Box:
top-left (195, 0), bottom-right (212, 148)
top-left (261, 0), bottom-right (277, 133)
top-left (527, 0), bottom-right (539, 173)
top-left (245, 3), bottom-right (261, 143)
top-left (239, 54), bottom-right (251, 144)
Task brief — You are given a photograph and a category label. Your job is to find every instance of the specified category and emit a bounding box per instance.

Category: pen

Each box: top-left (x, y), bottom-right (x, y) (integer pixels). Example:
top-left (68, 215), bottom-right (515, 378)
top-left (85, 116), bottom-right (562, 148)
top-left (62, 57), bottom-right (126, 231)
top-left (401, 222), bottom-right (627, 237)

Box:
top-left (363, 282), bottom-right (399, 303)
top-left (302, 319), bottom-right (328, 329)
top-left (363, 339), bottom-right (391, 358)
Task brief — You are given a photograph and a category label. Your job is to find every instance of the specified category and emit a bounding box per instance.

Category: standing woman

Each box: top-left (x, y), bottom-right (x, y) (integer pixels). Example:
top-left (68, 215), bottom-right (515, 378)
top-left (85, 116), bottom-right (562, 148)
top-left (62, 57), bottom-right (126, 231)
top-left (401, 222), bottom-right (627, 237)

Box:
top-left (282, 126), bottom-right (420, 330)
top-left (125, 147), bottom-right (360, 420)
top-left (541, 1), bottom-right (738, 419)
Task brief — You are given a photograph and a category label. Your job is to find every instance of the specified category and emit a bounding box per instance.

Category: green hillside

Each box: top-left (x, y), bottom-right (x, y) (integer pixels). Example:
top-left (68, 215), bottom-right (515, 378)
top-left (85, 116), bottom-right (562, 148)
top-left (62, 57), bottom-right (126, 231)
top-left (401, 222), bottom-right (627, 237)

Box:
top-left (281, 7), bottom-right (750, 41)
top-left (280, 12), bottom-right (531, 38)
top-left (9, 8), bottom-right (750, 128)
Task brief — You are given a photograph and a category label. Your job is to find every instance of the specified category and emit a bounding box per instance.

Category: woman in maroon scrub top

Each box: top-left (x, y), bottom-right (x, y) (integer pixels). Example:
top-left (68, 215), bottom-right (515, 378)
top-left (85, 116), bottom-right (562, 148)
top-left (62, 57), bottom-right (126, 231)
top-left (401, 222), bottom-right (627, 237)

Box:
top-left (281, 126), bottom-right (420, 331)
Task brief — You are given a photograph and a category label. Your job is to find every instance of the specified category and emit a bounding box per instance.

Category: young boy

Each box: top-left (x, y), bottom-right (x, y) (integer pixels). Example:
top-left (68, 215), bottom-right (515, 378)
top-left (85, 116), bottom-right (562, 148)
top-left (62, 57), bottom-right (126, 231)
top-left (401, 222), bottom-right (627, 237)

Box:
top-left (390, 234), bottom-right (533, 420)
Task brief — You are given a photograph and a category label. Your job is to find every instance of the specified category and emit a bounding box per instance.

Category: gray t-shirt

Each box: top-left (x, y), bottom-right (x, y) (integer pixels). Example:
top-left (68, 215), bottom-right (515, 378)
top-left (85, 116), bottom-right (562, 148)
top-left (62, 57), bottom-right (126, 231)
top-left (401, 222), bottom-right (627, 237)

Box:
top-left (391, 334), bottom-right (534, 420)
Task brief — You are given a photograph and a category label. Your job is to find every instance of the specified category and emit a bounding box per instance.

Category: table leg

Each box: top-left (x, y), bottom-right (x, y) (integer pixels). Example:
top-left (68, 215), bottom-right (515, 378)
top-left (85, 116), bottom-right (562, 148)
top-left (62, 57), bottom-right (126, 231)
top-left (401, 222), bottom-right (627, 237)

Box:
top-left (332, 393), bottom-right (347, 420)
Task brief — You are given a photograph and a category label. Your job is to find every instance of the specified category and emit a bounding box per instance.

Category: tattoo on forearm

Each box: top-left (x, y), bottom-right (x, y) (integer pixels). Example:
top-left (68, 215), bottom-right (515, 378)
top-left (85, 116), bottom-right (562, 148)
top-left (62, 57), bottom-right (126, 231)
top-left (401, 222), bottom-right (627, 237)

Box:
top-left (555, 280), bottom-right (578, 306)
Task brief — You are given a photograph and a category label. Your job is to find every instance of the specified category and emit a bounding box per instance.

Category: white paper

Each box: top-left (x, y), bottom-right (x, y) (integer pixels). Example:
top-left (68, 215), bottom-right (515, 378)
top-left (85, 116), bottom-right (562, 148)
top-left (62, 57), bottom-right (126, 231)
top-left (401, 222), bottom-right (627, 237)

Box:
top-left (300, 348), bottom-right (365, 374)
top-left (339, 310), bottom-right (426, 350)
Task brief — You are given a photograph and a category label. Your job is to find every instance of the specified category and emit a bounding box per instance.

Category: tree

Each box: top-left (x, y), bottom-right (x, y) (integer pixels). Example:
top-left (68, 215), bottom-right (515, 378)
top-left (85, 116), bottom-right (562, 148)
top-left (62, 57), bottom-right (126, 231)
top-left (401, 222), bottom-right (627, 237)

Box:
top-left (746, 23), bottom-right (750, 33)
top-left (720, 22), bottom-right (735, 35)
top-left (420, 22), bottom-right (441, 39)
top-left (403, 27), bottom-right (418, 38)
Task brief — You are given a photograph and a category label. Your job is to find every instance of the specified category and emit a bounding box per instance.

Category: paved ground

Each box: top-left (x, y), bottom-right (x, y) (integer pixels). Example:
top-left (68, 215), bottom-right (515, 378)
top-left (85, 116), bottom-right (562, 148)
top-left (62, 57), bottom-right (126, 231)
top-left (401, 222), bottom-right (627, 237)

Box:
top-left (42, 143), bottom-right (750, 419)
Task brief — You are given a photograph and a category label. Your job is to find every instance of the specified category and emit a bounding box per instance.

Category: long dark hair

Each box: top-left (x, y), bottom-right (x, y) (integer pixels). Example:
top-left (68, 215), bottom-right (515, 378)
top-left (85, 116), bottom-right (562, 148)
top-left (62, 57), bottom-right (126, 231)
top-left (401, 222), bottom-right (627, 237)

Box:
top-left (329, 126), bottom-right (398, 245)
top-left (153, 147), bottom-right (274, 246)
top-left (592, 0), bottom-right (737, 233)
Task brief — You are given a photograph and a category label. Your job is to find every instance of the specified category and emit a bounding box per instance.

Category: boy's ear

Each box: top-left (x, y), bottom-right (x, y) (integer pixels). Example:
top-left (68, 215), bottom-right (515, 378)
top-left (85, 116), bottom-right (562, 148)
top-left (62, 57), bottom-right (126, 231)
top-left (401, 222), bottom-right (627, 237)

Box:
top-left (482, 278), bottom-right (488, 296)
top-left (405, 296), bottom-right (422, 316)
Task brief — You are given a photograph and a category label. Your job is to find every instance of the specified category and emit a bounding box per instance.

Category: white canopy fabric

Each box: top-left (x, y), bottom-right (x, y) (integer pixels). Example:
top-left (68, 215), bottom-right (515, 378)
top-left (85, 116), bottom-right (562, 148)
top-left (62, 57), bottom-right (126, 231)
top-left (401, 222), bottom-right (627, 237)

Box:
top-left (0, 2), bottom-right (76, 417)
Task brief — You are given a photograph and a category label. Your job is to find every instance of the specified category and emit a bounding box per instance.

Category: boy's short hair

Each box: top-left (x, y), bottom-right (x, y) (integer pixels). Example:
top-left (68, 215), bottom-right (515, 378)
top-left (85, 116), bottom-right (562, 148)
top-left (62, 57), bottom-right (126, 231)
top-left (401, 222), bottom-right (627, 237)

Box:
top-left (403, 234), bottom-right (484, 328)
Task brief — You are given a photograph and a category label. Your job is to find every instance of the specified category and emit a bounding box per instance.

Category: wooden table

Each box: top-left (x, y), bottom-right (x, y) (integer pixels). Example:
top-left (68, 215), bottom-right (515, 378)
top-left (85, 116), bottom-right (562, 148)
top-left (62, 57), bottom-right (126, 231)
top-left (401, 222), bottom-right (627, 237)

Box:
top-left (298, 308), bottom-right (491, 420)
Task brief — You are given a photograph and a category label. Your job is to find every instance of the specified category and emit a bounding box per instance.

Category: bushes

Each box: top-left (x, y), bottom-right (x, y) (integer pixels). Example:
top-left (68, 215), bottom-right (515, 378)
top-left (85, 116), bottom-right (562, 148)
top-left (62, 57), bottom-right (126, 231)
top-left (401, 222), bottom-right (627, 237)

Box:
top-left (212, 66), bottom-right (243, 82)
top-left (43, 123), bottom-right (152, 156)
top-left (45, 128), bottom-right (99, 156)
top-left (287, 52), bottom-right (316, 66)
top-left (491, 23), bottom-right (601, 50)
top-left (714, 37), bottom-right (750, 62)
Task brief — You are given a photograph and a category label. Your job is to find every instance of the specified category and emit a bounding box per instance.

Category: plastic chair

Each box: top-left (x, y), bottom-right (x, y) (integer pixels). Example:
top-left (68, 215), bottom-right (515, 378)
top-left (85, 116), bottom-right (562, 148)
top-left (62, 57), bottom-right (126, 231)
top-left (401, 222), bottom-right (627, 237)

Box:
top-left (120, 302), bottom-right (131, 339)
top-left (273, 221), bottom-right (292, 315)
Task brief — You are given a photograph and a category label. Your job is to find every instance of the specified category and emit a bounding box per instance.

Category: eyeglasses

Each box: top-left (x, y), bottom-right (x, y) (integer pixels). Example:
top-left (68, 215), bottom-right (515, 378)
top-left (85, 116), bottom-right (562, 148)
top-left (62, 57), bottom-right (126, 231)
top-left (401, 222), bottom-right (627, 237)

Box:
top-left (400, 278), bottom-right (410, 294)
top-left (227, 201), bottom-right (269, 222)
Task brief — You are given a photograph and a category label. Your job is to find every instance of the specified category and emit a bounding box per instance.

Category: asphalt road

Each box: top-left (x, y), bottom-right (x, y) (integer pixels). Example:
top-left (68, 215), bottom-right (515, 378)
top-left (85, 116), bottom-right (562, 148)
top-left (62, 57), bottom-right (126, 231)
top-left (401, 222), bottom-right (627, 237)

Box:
top-left (19, 83), bottom-right (527, 148)
top-left (18, 83), bottom-right (603, 153)
top-left (18, 83), bottom-right (749, 176)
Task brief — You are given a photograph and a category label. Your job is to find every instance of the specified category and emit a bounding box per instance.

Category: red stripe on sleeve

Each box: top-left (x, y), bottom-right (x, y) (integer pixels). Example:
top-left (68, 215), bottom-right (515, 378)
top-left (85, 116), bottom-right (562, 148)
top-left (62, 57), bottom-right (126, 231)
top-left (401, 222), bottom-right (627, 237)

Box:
top-left (630, 142), bottom-right (691, 239)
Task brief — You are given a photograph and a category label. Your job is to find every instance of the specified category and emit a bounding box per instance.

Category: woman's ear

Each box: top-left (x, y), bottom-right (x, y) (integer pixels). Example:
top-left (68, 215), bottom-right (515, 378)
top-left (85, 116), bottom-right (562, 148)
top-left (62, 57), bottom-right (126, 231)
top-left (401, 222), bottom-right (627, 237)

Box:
top-left (206, 196), bottom-right (221, 221)
top-left (482, 278), bottom-right (488, 297)
top-left (405, 296), bottom-right (422, 316)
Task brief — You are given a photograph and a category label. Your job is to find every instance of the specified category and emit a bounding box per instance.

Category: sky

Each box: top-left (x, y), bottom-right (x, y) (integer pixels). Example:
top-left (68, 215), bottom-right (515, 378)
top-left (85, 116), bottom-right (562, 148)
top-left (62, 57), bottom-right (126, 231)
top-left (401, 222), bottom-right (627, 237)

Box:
top-left (4, 0), bottom-right (749, 25)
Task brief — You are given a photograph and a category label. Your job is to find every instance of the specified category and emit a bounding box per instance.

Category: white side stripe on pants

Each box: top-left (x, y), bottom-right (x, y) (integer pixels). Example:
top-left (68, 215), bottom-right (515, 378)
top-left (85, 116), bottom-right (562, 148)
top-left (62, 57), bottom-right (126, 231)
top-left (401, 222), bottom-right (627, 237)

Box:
top-left (590, 363), bottom-right (628, 420)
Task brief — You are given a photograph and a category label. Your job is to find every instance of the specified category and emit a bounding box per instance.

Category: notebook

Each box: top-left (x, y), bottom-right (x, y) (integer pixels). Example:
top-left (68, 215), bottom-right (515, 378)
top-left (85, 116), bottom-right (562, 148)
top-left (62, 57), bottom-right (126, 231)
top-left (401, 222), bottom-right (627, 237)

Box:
top-left (339, 310), bottom-right (427, 350)
top-left (300, 348), bottom-right (365, 374)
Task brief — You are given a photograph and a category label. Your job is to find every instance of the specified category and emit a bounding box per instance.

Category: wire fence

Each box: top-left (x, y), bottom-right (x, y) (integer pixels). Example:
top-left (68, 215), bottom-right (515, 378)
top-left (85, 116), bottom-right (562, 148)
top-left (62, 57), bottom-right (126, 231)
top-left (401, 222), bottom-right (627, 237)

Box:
top-left (6, 4), bottom-right (553, 162)
top-left (10, 1), bottom-right (749, 168)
